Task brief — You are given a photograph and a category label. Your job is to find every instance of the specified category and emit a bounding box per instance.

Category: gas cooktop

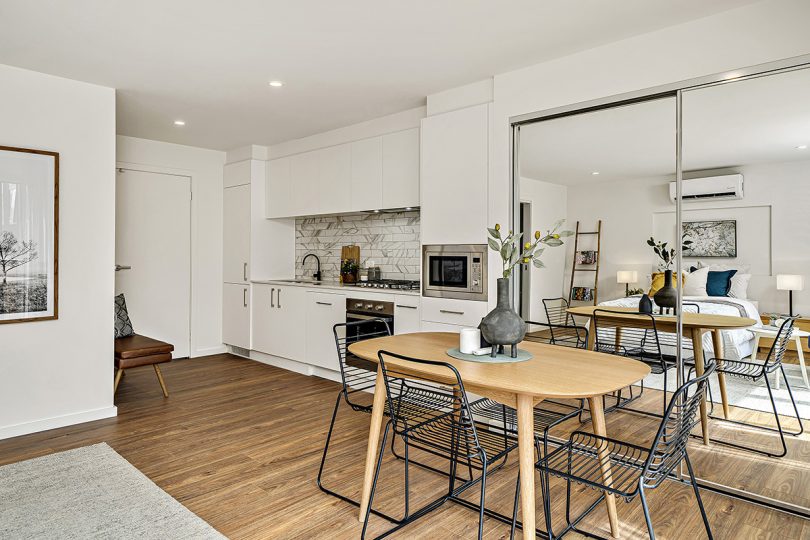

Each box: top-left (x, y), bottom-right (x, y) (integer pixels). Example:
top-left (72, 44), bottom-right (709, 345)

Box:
top-left (355, 279), bottom-right (420, 291)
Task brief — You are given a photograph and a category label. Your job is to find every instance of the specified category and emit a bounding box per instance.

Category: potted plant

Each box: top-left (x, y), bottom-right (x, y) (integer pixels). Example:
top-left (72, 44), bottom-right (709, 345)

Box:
top-left (646, 236), bottom-right (693, 312)
top-left (481, 221), bottom-right (572, 357)
top-left (340, 259), bottom-right (359, 284)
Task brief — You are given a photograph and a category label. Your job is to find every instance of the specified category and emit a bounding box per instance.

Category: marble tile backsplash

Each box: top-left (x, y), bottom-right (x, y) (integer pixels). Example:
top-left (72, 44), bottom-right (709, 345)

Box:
top-left (296, 210), bottom-right (421, 281)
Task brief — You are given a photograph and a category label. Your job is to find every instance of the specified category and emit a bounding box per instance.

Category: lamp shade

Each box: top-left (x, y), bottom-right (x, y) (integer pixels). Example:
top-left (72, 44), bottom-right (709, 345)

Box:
top-left (617, 270), bottom-right (638, 284)
top-left (777, 274), bottom-right (804, 291)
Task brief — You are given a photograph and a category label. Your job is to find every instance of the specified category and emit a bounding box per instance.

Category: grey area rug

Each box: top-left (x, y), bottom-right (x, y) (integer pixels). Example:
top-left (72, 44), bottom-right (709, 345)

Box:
top-left (0, 443), bottom-right (225, 540)
top-left (644, 363), bottom-right (810, 420)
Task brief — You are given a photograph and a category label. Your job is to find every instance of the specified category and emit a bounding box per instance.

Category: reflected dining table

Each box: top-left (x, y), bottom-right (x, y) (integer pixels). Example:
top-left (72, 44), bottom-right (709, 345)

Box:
top-left (348, 332), bottom-right (650, 539)
top-left (567, 306), bottom-right (757, 443)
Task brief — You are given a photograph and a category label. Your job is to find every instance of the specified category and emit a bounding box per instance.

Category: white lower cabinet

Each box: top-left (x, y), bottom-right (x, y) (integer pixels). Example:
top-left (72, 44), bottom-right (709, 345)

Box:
top-left (394, 295), bottom-right (420, 334)
top-left (420, 297), bottom-right (489, 328)
top-left (420, 320), bottom-right (465, 333)
top-left (306, 292), bottom-right (346, 370)
top-left (223, 283), bottom-right (251, 349)
top-left (251, 283), bottom-right (307, 361)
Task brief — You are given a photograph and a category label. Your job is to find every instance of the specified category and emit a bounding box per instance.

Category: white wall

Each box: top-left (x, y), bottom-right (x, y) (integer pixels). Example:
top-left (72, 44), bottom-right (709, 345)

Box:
top-left (520, 177), bottom-right (567, 321)
top-left (487, 0), bottom-right (810, 284)
top-left (0, 64), bottom-right (117, 439)
top-left (116, 135), bottom-right (227, 357)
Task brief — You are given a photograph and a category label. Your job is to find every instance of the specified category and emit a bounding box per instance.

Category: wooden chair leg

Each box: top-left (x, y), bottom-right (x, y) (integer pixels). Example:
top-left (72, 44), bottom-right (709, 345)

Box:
top-left (153, 364), bottom-right (169, 397)
top-left (114, 368), bottom-right (124, 393)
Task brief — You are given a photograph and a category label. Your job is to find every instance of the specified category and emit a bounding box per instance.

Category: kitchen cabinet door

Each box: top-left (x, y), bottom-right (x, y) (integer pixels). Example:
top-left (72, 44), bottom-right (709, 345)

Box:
top-left (420, 104), bottom-right (488, 245)
top-left (223, 184), bottom-right (250, 283)
top-left (394, 295), bottom-right (420, 335)
top-left (318, 144), bottom-right (352, 215)
top-left (383, 128), bottom-right (419, 209)
top-left (252, 284), bottom-right (307, 361)
top-left (351, 137), bottom-right (383, 212)
top-left (290, 151), bottom-right (320, 216)
top-left (223, 283), bottom-right (250, 348)
top-left (306, 291), bottom-right (346, 370)
top-left (266, 156), bottom-right (291, 218)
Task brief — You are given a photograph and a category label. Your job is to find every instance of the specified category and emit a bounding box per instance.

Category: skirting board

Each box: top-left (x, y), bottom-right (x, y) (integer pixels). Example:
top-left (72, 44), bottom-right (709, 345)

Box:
top-left (0, 406), bottom-right (118, 441)
top-left (192, 344), bottom-right (228, 358)
top-left (245, 349), bottom-right (342, 384)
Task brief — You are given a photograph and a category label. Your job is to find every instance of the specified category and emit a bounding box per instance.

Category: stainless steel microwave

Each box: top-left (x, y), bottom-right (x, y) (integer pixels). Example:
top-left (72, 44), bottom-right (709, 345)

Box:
top-left (422, 244), bottom-right (487, 301)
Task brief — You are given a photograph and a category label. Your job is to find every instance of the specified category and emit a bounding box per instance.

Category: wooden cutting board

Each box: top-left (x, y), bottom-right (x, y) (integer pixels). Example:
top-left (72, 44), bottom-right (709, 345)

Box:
top-left (341, 245), bottom-right (360, 262)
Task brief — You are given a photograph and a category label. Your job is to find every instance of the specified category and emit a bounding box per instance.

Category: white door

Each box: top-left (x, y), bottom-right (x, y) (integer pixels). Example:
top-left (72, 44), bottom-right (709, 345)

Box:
top-left (116, 168), bottom-right (191, 358)
top-left (223, 184), bottom-right (250, 283)
top-left (223, 283), bottom-right (250, 348)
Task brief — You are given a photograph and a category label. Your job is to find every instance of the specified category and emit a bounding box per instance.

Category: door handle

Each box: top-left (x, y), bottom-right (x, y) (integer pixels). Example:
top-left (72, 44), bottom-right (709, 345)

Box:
top-left (270, 288), bottom-right (275, 308)
top-left (316, 301), bottom-right (332, 306)
top-left (396, 304), bottom-right (417, 309)
top-left (277, 288), bottom-right (282, 309)
top-left (440, 309), bottom-right (464, 315)
top-left (243, 288), bottom-right (248, 307)
top-left (243, 262), bottom-right (248, 281)
top-left (115, 264), bottom-right (132, 271)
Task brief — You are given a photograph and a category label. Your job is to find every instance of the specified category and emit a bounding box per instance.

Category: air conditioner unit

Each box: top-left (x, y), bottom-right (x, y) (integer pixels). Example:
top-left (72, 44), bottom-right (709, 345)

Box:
top-left (668, 174), bottom-right (744, 203)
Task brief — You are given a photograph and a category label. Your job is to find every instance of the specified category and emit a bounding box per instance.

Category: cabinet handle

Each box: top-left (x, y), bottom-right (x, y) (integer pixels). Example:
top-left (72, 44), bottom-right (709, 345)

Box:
top-left (316, 301), bottom-right (333, 306)
top-left (270, 288), bottom-right (275, 308)
top-left (243, 262), bottom-right (248, 282)
top-left (277, 288), bottom-right (282, 309)
top-left (243, 288), bottom-right (248, 307)
top-left (396, 304), bottom-right (417, 309)
top-left (440, 309), bottom-right (464, 315)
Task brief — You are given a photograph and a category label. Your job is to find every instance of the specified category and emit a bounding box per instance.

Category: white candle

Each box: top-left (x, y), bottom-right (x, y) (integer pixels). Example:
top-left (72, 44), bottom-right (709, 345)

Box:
top-left (460, 327), bottom-right (480, 354)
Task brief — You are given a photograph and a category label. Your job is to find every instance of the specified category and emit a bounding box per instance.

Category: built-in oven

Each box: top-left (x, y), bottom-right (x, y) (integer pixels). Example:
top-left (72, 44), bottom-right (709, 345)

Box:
top-left (422, 244), bottom-right (488, 301)
top-left (346, 298), bottom-right (394, 336)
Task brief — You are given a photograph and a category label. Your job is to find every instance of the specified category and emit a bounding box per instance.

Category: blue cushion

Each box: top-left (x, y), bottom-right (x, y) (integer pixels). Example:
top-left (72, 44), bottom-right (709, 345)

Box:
top-left (706, 270), bottom-right (737, 296)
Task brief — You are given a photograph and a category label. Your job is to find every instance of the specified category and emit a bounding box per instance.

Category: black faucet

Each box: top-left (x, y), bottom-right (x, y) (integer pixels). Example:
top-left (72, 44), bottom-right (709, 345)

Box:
top-left (302, 253), bottom-right (322, 281)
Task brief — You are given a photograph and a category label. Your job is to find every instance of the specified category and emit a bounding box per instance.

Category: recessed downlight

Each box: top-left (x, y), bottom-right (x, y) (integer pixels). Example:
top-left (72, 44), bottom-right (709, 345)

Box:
top-left (591, 171), bottom-right (600, 175)
top-left (174, 120), bottom-right (186, 126)
top-left (269, 80), bottom-right (284, 87)
top-left (797, 144), bottom-right (808, 150)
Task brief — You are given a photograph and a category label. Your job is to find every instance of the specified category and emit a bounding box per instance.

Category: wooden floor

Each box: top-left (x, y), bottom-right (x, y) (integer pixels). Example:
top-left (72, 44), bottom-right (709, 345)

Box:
top-left (0, 353), bottom-right (808, 539)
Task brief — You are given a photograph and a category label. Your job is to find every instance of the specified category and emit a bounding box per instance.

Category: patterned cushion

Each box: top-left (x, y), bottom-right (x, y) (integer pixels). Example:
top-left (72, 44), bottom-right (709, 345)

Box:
top-left (114, 294), bottom-right (135, 338)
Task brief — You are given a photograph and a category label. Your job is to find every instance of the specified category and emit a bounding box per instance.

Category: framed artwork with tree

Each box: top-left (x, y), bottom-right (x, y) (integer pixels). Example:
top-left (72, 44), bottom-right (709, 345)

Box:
top-left (0, 145), bottom-right (58, 323)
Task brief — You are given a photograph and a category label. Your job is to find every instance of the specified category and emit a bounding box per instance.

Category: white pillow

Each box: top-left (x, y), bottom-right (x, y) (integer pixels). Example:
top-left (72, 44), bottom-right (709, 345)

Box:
top-left (728, 273), bottom-right (751, 299)
top-left (684, 267), bottom-right (709, 296)
top-left (708, 263), bottom-right (752, 273)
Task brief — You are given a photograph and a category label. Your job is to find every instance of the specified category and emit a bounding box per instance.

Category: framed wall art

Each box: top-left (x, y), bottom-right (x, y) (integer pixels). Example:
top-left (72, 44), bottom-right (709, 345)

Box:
top-left (682, 219), bottom-right (737, 258)
top-left (0, 145), bottom-right (59, 323)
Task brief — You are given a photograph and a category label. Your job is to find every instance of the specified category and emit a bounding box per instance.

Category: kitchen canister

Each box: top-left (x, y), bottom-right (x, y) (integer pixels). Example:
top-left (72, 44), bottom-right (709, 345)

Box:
top-left (459, 327), bottom-right (481, 354)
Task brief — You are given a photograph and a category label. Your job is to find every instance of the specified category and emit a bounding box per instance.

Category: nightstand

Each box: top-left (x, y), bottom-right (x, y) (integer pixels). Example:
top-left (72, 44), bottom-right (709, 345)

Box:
top-left (751, 326), bottom-right (809, 390)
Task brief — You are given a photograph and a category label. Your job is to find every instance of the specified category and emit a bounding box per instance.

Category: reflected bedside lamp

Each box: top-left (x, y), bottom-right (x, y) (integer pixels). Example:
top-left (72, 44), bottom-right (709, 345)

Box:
top-left (617, 270), bottom-right (638, 297)
top-left (777, 274), bottom-right (804, 316)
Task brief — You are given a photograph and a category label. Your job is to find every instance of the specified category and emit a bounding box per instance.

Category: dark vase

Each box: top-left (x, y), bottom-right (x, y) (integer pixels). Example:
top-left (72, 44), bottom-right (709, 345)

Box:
top-left (479, 278), bottom-right (527, 358)
top-left (653, 269), bottom-right (678, 314)
top-left (639, 293), bottom-right (653, 314)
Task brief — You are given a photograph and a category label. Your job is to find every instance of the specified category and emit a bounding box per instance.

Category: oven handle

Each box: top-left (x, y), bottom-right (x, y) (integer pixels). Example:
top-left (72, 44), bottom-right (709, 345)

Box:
top-left (347, 313), bottom-right (393, 322)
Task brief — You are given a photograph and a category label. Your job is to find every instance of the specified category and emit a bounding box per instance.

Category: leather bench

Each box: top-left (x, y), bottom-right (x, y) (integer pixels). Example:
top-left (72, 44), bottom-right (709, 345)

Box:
top-left (114, 334), bottom-right (174, 397)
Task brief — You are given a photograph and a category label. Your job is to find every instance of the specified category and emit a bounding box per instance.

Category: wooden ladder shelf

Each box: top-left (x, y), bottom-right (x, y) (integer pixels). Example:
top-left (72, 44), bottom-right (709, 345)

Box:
top-left (568, 220), bottom-right (602, 306)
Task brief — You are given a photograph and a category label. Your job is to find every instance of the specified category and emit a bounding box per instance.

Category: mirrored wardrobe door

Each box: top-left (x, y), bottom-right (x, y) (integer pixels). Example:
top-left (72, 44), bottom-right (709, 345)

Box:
top-left (681, 66), bottom-right (810, 512)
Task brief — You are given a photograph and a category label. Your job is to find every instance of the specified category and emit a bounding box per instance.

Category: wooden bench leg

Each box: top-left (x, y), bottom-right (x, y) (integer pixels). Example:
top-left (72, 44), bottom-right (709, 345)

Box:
top-left (114, 368), bottom-right (124, 394)
top-left (154, 364), bottom-right (169, 397)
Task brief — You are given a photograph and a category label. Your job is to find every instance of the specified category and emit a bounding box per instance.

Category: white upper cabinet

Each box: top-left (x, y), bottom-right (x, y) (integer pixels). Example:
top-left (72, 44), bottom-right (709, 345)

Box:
top-left (223, 184), bottom-right (251, 283)
top-left (289, 150), bottom-right (320, 217)
top-left (265, 128), bottom-right (420, 218)
top-left (420, 104), bottom-right (489, 245)
top-left (382, 128), bottom-right (420, 209)
top-left (318, 143), bottom-right (352, 215)
top-left (266, 156), bottom-right (291, 219)
top-left (350, 137), bottom-right (383, 212)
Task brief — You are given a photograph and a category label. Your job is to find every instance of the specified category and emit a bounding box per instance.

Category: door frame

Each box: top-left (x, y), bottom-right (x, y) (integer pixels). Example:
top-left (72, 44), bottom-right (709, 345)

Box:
top-left (116, 162), bottom-right (193, 358)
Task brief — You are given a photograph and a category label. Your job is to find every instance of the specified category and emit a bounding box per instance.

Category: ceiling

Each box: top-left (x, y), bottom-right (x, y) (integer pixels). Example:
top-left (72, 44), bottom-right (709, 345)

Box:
top-left (0, 1), bottom-right (758, 151)
top-left (520, 67), bottom-right (810, 185)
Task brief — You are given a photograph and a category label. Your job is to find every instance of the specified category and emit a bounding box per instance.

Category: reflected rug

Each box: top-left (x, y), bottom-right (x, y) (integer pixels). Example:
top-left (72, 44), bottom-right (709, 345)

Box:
top-left (0, 443), bottom-right (224, 539)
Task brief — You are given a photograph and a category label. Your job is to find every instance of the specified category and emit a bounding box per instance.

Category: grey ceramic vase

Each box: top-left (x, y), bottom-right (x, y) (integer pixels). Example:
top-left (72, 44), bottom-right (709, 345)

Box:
top-left (480, 278), bottom-right (527, 358)
top-left (653, 269), bottom-right (678, 314)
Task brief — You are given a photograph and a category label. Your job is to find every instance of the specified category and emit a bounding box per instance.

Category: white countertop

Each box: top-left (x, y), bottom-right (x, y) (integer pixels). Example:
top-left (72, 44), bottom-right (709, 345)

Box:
top-left (251, 279), bottom-right (421, 296)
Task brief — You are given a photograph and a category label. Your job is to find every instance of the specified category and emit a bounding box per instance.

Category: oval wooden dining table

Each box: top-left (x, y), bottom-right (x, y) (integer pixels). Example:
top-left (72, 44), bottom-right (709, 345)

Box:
top-left (567, 306), bottom-right (757, 444)
top-left (349, 332), bottom-right (650, 539)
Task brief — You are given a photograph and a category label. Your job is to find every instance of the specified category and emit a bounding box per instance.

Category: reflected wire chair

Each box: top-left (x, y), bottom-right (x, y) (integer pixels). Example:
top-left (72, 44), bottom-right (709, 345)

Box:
top-left (514, 360), bottom-right (716, 540)
top-left (361, 350), bottom-right (518, 540)
top-left (707, 316), bottom-right (804, 457)
top-left (543, 297), bottom-right (587, 347)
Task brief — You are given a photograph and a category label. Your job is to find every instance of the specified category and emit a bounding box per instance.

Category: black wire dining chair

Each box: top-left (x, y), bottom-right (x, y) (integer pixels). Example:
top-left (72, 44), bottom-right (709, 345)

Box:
top-left (361, 350), bottom-right (518, 540)
top-left (542, 298), bottom-right (585, 346)
top-left (515, 360), bottom-right (716, 540)
top-left (707, 316), bottom-right (804, 457)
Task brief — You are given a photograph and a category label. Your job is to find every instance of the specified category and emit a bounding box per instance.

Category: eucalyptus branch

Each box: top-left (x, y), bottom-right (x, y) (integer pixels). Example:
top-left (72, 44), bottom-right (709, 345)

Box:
top-left (488, 220), bottom-right (572, 279)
